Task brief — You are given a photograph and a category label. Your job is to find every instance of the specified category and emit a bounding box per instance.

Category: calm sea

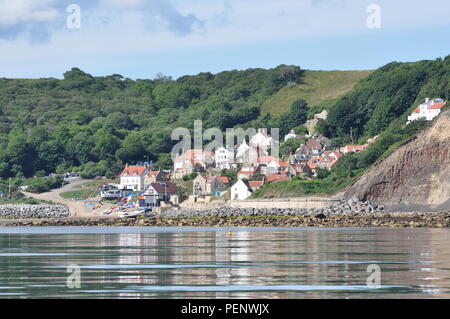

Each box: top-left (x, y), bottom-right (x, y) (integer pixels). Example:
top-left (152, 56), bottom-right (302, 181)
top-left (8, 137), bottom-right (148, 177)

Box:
top-left (0, 226), bottom-right (449, 299)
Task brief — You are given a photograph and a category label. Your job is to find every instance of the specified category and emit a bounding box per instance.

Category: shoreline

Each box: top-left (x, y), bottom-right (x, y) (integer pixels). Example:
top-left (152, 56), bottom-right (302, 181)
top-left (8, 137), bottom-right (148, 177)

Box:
top-left (1, 212), bottom-right (450, 228)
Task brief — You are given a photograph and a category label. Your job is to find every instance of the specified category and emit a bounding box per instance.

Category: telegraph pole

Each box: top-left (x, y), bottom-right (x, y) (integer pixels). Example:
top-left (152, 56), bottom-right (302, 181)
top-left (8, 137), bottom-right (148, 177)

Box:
top-left (8, 178), bottom-right (11, 199)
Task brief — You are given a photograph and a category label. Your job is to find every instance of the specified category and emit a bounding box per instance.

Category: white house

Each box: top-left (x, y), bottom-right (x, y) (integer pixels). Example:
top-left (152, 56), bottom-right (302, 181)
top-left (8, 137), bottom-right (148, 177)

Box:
top-left (215, 147), bottom-right (236, 170)
top-left (231, 179), bottom-right (265, 201)
top-left (231, 179), bottom-right (253, 201)
top-left (235, 142), bottom-right (261, 164)
top-left (249, 129), bottom-right (279, 151)
top-left (284, 130), bottom-right (297, 142)
top-left (407, 98), bottom-right (446, 124)
top-left (119, 165), bottom-right (148, 191)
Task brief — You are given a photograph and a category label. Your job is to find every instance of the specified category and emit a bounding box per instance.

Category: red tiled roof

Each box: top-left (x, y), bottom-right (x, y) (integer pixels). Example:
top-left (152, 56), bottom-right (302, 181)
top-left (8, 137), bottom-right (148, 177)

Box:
top-left (238, 167), bottom-right (259, 174)
top-left (257, 156), bottom-right (277, 164)
top-left (248, 180), bottom-right (264, 188)
top-left (217, 176), bottom-right (231, 184)
top-left (121, 166), bottom-right (147, 177)
top-left (305, 139), bottom-right (323, 150)
top-left (278, 161), bottom-right (289, 167)
top-left (327, 160), bottom-right (338, 169)
top-left (428, 102), bottom-right (446, 110)
top-left (412, 101), bottom-right (446, 113)
top-left (266, 174), bottom-right (291, 183)
top-left (147, 171), bottom-right (160, 177)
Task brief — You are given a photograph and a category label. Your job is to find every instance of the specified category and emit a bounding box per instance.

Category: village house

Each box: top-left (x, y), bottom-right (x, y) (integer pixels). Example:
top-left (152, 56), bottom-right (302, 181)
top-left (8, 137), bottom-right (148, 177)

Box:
top-left (321, 150), bottom-right (342, 161)
top-left (215, 146), bottom-right (236, 170)
top-left (284, 130), bottom-right (297, 142)
top-left (235, 141), bottom-right (265, 164)
top-left (262, 159), bottom-right (289, 176)
top-left (292, 137), bottom-right (327, 162)
top-left (144, 170), bottom-right (165, 186)
top-left (141, 182), bottom-right (181, 208)
top-left (193, 175), bottom-right (230, 197)
top-left (266, 173), bottom-right (291, 183)
top-left (249, 128), bottom-right (279, 151)
top-left (340, 144), bottom-right (369, 154)
top-left (305, 110), bottom-right (328, 136)
top-left (288, 163), bottom-right (313, 177)
top-left (407, 98), bottom-right (446, 124)
top-left (237, 165), bottom-right (261, 180)
top-left (307, 157), bottom-right (322, 175)
top-left (119, 165), bottom-right (148, 191)
top-left (173, 149), bottom-right (215, 179)
top-left (317, 156), bottom-right (338, 170)
top-left (230, 179), bottom-right (264, 201)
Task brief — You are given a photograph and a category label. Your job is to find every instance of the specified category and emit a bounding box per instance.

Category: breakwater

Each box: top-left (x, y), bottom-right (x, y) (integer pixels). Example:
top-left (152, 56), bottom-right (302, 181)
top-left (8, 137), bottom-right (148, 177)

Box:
top-left (228, 197), bottom-right (340, 209)
top-left (164, 197), bottom-right (385, 218)
top-left (0, 204), bottom-right (70, 219)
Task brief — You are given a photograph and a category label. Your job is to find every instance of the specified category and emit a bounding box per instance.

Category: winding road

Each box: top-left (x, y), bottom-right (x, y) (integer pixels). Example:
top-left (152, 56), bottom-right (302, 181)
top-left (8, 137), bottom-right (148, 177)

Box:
top-left (23, 178), bottom-right (111, 217)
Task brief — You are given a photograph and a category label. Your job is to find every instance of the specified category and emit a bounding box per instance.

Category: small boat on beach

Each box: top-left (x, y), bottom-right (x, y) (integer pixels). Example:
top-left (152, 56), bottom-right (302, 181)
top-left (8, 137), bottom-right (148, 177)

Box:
top-left (118, 208), bottom-right (146, 218)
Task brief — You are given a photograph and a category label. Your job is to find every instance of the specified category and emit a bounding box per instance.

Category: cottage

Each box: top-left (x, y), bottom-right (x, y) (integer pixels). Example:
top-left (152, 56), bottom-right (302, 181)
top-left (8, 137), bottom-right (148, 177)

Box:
top-left (235, 142), bottom-right (264, 164)
top-left (284, 130), bottom-right (297, 142)
top-left (231, 179), bottom-right (253, 201)
top-left (215, 147), bottom-right (236, 170)
top-left (144, 170), bottom-right (165, 186)
top-left (143, 182), bottom-right (181, 208)
top-left (266, 174), bottom-right (291, 183)
top-left (249, 128), bottom-right (279, 151)
top-left (173, 149), bottom-right (215, 179)
top-left (288, 163), bottom-right (313, 177)
top-left (237, 165), bottom-right (260, 180)
top-left (230, 179), bottom-right (264, 201)
top-left (293, 137), bottom-right (326, 162)
top-left (119, 165), bottom-right (148, 191)
top-left (318, 156), bottom-right (338, 170)
top-left (321, 150), bottom-right (342, 161)
top-left (305, 110), bottom-right (328, 136)
top-left (193, 175), bottom-right (230, 197)
top-left (407, 98), bottom-right (446, 124)
top-left (261, 159), bottom-right (288, 176)
top-left (340, 144), bottom-right (369, 154)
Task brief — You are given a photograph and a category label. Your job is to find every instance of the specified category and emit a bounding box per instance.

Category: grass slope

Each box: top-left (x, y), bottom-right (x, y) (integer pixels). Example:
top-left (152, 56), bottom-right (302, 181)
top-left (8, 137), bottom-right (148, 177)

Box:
top-left (261, 70), bottom-right (373, 116)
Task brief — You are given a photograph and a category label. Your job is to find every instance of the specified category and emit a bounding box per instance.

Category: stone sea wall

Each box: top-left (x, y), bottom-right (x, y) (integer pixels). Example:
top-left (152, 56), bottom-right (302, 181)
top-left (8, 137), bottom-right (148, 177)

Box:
top-left (0, 204), bottom-right (70, 219)
top-left (162, 197), bottom-right (384, 218)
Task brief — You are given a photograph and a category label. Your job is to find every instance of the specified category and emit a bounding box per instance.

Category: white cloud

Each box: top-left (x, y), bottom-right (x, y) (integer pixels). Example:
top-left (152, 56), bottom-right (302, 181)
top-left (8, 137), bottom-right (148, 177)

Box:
top-left (0, 0), bottom-right (59, 27)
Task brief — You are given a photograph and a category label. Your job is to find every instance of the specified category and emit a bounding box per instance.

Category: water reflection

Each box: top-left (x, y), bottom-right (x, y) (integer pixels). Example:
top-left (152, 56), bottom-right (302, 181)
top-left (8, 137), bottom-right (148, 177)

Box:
top-left (0, 227), bottom-right (449, 298)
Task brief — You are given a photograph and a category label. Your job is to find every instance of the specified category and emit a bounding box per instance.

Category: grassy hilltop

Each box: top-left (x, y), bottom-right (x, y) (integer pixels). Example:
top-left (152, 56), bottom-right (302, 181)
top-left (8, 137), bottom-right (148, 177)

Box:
top-left (261, 70), bottom-right (373, 117)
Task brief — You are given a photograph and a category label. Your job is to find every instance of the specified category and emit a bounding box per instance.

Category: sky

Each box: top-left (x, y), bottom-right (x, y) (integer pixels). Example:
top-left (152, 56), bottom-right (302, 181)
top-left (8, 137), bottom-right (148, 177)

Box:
top-left (0, 0), bottom-right (450, 79)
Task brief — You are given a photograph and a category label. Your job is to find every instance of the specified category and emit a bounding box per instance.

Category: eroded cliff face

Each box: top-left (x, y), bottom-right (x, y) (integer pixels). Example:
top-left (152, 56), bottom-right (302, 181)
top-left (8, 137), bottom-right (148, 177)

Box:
top-left (344, 109), bottom-right (450, 212)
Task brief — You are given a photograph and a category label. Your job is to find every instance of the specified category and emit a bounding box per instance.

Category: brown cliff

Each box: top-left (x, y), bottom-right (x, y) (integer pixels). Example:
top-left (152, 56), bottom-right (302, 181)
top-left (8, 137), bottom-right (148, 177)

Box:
top-left (344, 109), bottom-right (450, 212)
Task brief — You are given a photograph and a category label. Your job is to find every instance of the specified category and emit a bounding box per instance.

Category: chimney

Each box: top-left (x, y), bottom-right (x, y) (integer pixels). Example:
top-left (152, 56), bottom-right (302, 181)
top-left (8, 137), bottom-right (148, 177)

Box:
top-left (425, 98), bottom-right (430, 104)
top-left (126, 163), bottom-right (129, 168)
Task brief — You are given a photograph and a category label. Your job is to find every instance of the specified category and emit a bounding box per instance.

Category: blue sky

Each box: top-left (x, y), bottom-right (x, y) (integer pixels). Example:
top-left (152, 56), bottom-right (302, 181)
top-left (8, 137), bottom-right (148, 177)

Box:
top-left (1, 0), bottom-right (450, 79)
